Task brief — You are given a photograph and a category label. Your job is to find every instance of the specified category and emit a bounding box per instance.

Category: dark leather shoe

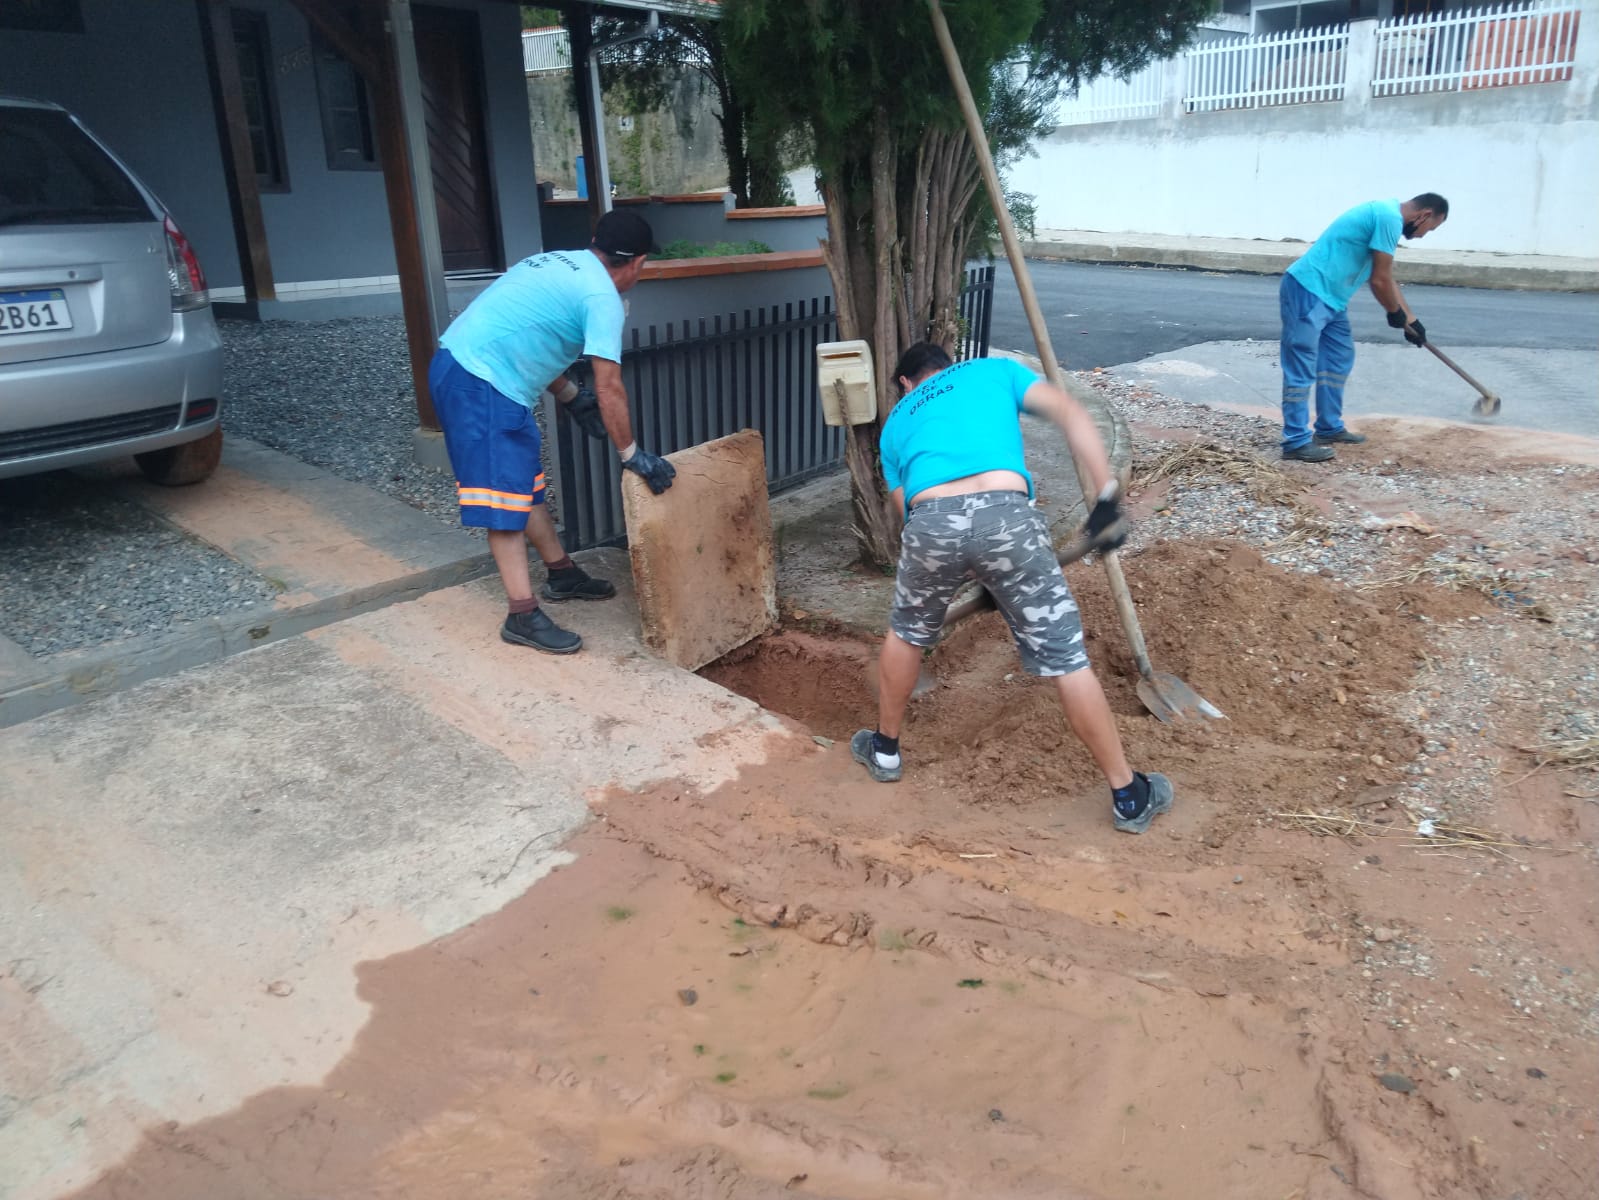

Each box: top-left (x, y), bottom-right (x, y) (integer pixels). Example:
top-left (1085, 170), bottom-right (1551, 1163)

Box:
top-left (541, 567), bottom-right (616, 602)
top-left (1283, 442), bottom-right (1335, 462)
top-left (501, 608), bottom-right (582, 654)
top-left (1314, 429), bottom-right (1367, 445)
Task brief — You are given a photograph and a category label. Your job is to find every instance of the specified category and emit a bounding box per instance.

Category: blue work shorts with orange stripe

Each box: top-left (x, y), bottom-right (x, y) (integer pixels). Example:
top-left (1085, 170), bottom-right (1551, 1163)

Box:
top-left (429, 348), bottom-right (546, 531)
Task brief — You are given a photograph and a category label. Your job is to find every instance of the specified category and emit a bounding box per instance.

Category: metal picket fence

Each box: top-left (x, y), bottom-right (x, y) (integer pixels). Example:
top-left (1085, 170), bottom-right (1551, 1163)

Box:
top-left (554, 265), bottom-right (996, 551)
top-left (1056, 66), bottom-right (1165, 125)
top-left (1183, 23), bottom-right (1350, 112)
top-left (1373, 0), bottom-right (1581, 96)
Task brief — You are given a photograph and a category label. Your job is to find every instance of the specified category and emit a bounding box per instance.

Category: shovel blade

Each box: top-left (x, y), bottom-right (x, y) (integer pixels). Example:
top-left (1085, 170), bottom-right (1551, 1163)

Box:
top-left (1137, 672), bottom-right (1226, 725)
top-left (1472, 393), bottom-right (1502, 418)
top-left (910, 664), bottom-right (939, 699)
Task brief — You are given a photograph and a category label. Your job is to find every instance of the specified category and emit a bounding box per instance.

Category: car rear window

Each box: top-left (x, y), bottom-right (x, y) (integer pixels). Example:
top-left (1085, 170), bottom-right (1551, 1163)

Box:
top-left (0, 106), bottom-right (156, 227)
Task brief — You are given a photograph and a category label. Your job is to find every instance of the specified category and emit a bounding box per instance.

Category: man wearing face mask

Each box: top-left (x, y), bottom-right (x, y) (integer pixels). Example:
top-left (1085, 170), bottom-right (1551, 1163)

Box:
top-left (429, 209), bottom-right (676, 654)
top-left (1278, 193), bottom-right (1449, 463)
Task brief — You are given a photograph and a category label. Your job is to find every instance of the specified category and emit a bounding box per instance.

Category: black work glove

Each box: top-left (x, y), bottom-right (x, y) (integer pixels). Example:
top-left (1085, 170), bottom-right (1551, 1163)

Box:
top-left (1084, 482), bottom-right (1128, 552)
top-left (564, 385), bottom-right (608, 441)
top-left (621, 446), bottom-right (676, 494)
top-left (1386, 307), bottom-right (1408, 329)
top-left (1403, 318), bottom-right (1426, 347)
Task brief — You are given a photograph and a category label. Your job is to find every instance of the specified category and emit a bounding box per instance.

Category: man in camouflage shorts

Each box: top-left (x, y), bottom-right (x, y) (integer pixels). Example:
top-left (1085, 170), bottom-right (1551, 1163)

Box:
top-left (850, 343), bottom-right (1174, 834)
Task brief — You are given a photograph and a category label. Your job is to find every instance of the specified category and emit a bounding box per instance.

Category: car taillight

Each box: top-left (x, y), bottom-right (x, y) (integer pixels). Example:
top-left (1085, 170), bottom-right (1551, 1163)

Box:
top-left (164, 214), bottom-right (209, 312)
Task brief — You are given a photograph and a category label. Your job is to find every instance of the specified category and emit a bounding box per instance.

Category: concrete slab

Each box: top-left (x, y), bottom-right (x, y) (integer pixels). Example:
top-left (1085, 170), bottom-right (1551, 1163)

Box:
top-left (622, 430), bottom-right (778, 671)
top-left (1111, 340), bottom-right (1599, 447)
top-left (0, 552), bottom-right (794, 1200)
top-left (0, 437), bottom-right (493, 728)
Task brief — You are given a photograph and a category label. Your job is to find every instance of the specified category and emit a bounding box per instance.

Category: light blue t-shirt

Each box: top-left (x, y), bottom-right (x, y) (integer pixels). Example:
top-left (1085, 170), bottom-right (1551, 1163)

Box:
top-left (439, 248), bottom-right (625, 407)
top-left (1286, 199), bottom-right (1403, 312)
top-left (880, 357), bottom-right (1038, 504)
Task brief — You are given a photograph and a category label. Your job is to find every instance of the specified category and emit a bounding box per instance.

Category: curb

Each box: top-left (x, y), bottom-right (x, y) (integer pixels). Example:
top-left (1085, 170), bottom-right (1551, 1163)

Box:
top-left (0, 555), bottom-right (494, 729)
top-left (1018, 239), bottom-right (1599, 293)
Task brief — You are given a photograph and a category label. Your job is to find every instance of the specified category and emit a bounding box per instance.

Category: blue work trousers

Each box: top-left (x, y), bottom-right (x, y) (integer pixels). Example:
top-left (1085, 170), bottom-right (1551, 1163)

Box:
top-left (1279, 273), bottom-right (1356, 449)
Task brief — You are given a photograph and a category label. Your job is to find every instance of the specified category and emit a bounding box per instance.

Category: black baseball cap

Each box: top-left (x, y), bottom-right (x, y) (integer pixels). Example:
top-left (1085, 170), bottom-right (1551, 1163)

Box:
top-left (591, 209), bottom-right (660, 259)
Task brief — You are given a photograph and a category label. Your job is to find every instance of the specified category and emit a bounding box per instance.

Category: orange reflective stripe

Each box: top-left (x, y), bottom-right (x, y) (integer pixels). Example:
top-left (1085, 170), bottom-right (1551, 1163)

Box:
top-left (458, 491), bottom-right (534, 511)
top-left (457, 485), bottom-right (535, 503)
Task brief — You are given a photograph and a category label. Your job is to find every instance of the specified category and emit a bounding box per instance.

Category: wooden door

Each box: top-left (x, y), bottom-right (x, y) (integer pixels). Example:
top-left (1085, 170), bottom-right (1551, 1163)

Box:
top-left (414, 5), bottom-right (499, 272)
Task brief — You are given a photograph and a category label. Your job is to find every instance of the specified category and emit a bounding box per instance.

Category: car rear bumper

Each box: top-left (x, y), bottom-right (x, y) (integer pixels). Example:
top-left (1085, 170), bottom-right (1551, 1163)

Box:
top-left (0, 308), bottom-right (224, 479)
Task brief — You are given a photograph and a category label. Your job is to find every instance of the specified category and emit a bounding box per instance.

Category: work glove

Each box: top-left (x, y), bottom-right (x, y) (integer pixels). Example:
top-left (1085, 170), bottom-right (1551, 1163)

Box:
top-left (621, 445), bottom-right (676, 494)
top-left (1388, 308), bottom-right (1426, 346)
top-left (564, 385), bottom-right (608, 441)
top-left (1084, 481), bottom-right (1129, 552)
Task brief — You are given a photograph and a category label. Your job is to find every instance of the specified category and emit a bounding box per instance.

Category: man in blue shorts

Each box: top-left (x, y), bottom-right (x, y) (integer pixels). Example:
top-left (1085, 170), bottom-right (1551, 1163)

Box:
top-left (850, 343), bottom-right (1173, 834)
top-left (430, 209), bottom-right (676, 654)
top-left (1279, 193), bottom-right (1448, 462)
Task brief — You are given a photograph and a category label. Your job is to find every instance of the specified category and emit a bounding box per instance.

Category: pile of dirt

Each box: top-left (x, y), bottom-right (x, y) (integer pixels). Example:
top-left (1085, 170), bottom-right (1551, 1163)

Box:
top-left (708, 538), bottom-right (1487, 843)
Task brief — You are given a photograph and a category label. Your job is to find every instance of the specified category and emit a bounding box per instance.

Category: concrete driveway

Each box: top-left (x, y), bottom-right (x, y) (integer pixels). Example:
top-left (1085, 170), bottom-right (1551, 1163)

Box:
top-left (0, 553), bottom-right (792, 1200)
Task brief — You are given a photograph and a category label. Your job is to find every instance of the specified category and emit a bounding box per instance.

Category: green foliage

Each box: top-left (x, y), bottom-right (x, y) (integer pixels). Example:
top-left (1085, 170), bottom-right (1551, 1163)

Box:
top-left (519, 5), bottom-right (561, 28)
top-left (723, 0), bottom-right (1039, 188)
top-left (655, 239), bottom-right (775, 260)
top-left (594, 12), bottom-right (795, 207)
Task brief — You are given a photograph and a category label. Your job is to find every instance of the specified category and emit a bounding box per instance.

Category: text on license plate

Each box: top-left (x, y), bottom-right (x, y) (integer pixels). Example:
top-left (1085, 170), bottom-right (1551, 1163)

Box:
top-left (0, 289), bottom-right (74, 335)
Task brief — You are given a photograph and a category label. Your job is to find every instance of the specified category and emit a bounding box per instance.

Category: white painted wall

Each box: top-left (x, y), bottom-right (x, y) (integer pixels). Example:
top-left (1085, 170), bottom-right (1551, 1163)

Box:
top-left (1014, 11), bottom-right (1599, 258)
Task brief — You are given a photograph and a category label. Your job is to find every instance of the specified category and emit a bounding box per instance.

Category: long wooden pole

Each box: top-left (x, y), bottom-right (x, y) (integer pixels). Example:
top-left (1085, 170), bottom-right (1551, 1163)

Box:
top-left (926, 0), bottom-right (1155, 679)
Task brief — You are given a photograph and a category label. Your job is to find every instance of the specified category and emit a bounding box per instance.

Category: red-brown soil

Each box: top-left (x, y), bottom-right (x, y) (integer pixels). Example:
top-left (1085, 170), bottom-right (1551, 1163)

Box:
top-left (69, 536), bottom-right (1597, 1200)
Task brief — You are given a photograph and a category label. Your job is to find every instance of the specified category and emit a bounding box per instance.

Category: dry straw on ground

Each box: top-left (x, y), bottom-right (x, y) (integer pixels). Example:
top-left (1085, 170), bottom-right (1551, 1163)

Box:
top-left (1270, 805), bottom-right (1540, 857)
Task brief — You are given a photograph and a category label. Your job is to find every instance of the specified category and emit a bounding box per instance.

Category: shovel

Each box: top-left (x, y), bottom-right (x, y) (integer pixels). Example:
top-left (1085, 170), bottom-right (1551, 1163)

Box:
top-left (1423, 341), bottom-right (1502, 418)
top-left (926, 0), bottom-right (1223, 724)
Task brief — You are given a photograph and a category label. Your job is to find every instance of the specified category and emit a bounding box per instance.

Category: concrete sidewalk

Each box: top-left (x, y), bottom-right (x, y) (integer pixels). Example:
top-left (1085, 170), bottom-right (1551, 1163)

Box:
top-left (0, 437), bottom-right (493, 727)
top-left (0, 552), bottom-right (794, 1200)
top-left (1021, 229), bottom-right (1599, 293)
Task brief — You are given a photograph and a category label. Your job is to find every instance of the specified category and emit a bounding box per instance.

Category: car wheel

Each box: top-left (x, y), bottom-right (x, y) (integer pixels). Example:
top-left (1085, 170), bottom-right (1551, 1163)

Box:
top-left (135, 427), bottom-right (223, 486)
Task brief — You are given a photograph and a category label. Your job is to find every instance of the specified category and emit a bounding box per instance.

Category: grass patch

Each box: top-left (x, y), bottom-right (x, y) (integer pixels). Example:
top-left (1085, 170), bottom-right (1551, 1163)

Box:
top-left (715, 1071), bottom-right (738, 1084)
top-left (605, 905), bottom-right (635, 922)
top-left (956, 978), bottom-right (985, 989)
top-left (877, 929), bottom-right (909, 952)
top-left (693, 1044), bottom-right (707, 1056)
top-left (807, 1084), bottom-right (851, 1100)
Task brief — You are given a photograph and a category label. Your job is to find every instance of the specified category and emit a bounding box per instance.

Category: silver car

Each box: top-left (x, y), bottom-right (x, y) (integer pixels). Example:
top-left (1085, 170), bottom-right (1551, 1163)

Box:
top-left (0, 95), bottom-right (223, 484)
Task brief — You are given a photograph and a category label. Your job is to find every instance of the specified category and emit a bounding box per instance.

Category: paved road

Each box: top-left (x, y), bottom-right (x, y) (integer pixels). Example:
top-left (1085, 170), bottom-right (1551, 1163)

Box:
top-left (989, 260), bottom-right (1599, 369)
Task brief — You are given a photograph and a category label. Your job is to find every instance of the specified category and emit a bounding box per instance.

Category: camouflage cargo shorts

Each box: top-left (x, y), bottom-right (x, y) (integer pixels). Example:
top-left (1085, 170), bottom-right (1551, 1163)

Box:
top-left (890, 490), bottom-right (1090, 677)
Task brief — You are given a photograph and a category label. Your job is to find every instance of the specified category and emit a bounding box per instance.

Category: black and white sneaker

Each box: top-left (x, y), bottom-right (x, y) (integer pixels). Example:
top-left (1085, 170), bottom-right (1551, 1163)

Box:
top-left (850, 728), bottom-right (903, 783)
top-left (1113, 772), bottom-right (1174, 834)
top-left (501, 608), bottom-right (582, 654)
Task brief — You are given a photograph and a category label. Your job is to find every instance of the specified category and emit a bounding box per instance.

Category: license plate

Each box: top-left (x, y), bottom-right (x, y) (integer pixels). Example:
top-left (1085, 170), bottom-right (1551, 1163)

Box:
top-left (0, 289), bottom-right (74, 335)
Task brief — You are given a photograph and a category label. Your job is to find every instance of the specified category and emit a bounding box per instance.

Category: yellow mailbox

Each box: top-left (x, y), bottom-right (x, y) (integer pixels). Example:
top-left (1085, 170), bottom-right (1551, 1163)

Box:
top-left (816, 340), bottom-right (877, 426)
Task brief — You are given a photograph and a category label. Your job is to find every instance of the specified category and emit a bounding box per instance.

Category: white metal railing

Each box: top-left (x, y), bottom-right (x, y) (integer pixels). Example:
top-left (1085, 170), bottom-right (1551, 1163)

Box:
top-left (1183, 23), bottom-right (1349, 112)
top-left (522, 27), bottom-right (571, 75)
top-left (1372, 0), bottom-right (1581, 96)
top-left (1056, 64), bottom-right (1164, 125)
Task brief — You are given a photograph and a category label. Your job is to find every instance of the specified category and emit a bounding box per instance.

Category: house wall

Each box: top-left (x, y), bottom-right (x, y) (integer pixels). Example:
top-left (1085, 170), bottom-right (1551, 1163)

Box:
top-left (0, 0), bottom-right (542, 293)
top-left (1013, 14), bottom-right (1599, 258)
top-left (243, 0), bottom-right (542, 285)
top-left (0, 0), bottom-right (240, 285)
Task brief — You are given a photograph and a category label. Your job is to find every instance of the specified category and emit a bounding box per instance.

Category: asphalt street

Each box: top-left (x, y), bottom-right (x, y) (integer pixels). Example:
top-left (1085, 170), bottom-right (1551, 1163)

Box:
top-left (988, 260), bottom-right (1599, 369)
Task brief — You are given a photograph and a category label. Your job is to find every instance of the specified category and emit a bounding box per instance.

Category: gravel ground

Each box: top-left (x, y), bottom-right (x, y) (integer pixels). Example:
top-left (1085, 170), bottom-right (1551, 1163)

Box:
top-left (219, 317), bottom-right (564, 534)
top-left (1080, 367), bottom-right (1599, 828)
top-left (218, 317), bottom-right (471, 531)
top-left (0, 471), bottom-right (281, 657)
